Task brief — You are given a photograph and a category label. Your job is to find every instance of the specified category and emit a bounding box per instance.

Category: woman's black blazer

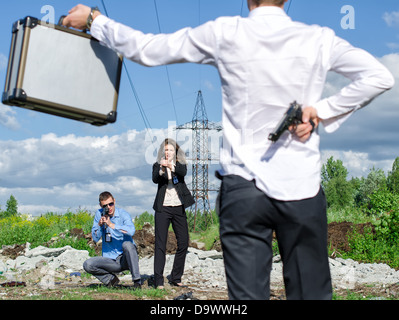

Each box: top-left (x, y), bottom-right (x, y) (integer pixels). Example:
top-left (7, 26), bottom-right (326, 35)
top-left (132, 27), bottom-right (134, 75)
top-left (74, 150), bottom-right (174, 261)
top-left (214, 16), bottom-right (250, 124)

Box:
top-left (152, 162), bottom-right (195, 212)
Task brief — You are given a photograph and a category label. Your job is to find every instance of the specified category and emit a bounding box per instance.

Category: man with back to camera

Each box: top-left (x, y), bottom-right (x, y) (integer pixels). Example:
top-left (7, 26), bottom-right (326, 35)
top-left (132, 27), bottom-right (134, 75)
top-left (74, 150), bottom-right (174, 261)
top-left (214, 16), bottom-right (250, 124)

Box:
top-left (83, 191), bottom-right (141, 288)
top-left (64, 1), bottom-right (394, 299)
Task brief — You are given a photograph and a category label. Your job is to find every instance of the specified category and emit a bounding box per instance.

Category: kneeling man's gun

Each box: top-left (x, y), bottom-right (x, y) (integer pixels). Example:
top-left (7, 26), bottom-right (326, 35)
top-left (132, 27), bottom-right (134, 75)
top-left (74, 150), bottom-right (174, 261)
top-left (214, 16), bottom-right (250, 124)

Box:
top-left (268, 101), bottom-right (314, 143)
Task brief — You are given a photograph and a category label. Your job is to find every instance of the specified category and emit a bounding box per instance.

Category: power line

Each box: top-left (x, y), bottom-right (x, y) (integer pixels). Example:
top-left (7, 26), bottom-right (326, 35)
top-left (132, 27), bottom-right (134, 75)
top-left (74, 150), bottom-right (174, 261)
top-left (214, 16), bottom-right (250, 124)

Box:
top-left (100, 0), bottom-right (109, 17)
top-left (101, 0), bottom-right (153, 135)
top-left (153, 0), bottom-right (179, 125)
top-left (286, 0), bottom-right (293, 14)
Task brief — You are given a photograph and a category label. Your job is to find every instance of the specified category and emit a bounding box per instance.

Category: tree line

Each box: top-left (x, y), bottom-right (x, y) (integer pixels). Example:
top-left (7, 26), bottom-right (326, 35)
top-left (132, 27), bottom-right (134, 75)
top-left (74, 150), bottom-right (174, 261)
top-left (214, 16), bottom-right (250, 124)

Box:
top-left (322, 156), bottom-right (399, 214)
top-left (0, 195), bottom-right (18, 218)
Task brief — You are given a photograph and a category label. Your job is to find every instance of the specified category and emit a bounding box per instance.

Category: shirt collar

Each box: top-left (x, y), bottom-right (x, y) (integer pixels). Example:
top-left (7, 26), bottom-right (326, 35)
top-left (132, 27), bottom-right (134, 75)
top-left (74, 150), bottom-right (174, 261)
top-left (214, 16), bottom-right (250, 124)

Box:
top-left (112, 207), bottom-right (119, 218)
top-left (249, 6), bottom-right (288, 18)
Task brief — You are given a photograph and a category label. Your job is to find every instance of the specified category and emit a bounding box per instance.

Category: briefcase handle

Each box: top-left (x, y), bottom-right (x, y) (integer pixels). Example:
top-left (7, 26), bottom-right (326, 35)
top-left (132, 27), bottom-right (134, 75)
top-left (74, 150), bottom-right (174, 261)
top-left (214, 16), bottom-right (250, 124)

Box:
top-left (58, 15), bottom-right (66, 26)
top-left (58, 15), bottom-right (88, 33)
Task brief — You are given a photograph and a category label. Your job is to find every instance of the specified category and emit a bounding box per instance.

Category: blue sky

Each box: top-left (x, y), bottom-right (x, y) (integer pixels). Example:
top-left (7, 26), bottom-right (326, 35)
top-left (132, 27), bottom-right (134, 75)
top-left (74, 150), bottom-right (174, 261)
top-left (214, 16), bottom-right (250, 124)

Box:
top-left (0, 0), bottom-right (398, 216)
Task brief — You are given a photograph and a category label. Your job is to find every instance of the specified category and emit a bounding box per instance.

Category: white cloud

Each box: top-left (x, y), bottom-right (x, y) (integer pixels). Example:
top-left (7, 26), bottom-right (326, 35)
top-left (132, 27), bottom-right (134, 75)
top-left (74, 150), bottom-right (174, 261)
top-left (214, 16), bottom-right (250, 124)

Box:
top-left (321, 150), bottom-right (394, 179)
top-left (203, 80), bottom-right (215, 91)
top-left (0, 104), bottom-right (20, 130)
top-left (379, 53), bottom-right (399, 79)
top-left (0, 129), bottom-right (161, 216)
top-left (383, 11), bottom-right (399, 27)
top-left (383, 12), bottom-right (399, 49)
top-left (18, 204), bottom-right (68, 216)
top-left (0, 125), bottom-right (211, 216)
top-left (387, 42), bottom-right (399, 50)
top-left (319, 53), bottom-right (399, 178)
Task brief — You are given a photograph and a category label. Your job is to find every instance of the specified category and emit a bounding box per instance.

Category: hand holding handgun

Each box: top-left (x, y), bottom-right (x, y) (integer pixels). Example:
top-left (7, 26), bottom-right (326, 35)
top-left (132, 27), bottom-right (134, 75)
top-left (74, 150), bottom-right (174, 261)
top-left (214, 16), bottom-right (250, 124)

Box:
top-left (268, 101), bottom-right (316, 143)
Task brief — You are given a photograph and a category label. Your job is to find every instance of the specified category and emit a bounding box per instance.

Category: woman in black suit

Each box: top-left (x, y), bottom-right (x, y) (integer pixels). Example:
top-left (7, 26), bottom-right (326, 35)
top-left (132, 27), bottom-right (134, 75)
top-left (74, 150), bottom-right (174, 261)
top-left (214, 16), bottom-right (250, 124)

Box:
top-left (152, 138), bottom-right (195, 288)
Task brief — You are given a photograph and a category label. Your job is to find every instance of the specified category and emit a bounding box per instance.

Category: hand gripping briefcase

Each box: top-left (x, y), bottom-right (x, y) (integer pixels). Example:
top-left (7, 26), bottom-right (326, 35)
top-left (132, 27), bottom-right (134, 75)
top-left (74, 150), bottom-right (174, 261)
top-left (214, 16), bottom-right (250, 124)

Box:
top-left (2, 16), bottom-right (123, 126)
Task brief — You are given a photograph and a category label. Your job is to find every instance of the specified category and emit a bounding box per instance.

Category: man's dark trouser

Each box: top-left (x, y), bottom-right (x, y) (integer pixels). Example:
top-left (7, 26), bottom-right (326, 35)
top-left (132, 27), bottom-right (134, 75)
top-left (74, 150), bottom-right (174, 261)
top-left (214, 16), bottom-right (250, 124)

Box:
top-left (83, 241), bottom-right (141, 285)
top-left (154, 205), bottom-right (189, 287)
top-left (218, 175), bottom-right (332, 300)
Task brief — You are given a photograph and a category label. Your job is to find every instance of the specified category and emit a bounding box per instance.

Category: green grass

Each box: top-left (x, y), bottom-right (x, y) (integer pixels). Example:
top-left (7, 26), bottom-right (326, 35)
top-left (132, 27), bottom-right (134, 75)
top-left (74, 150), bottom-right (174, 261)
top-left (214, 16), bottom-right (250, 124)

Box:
top-left (327, 206), bottom-right (377, 224)
top-left (22, 286), bottom-right (169, 300)
top-left (190, 223), bottom-right (220, 250)
top-left (0, 210), bottom-right (94, 252)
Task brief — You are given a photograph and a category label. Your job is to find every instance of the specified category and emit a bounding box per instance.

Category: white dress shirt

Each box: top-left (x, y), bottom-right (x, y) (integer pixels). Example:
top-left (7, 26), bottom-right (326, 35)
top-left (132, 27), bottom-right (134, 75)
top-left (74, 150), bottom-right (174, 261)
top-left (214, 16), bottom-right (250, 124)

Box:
top-left (91, 7), bottom-right (394, 201)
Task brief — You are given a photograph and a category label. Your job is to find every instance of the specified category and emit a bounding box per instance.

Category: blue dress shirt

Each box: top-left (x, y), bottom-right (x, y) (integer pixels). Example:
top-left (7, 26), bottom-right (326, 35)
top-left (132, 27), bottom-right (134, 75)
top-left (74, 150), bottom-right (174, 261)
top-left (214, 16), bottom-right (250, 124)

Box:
top-left (92, 207), bottom-right (136, 260)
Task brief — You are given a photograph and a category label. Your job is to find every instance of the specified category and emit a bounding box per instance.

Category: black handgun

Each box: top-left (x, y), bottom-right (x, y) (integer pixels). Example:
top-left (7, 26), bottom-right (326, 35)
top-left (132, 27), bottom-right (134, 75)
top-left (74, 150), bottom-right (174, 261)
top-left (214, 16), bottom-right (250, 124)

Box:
top-left (268, 101), bottom-right (314, 143)
top-left (102, 205), bottom-right (109, 217)
top-left (101, 205), bottom-right (112, 242)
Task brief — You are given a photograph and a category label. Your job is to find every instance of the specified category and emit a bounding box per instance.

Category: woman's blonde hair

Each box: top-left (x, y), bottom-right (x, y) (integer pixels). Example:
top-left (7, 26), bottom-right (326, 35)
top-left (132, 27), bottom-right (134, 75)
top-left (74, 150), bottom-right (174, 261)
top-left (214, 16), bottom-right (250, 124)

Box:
top-left (156, 138), bottom-right (187, 164)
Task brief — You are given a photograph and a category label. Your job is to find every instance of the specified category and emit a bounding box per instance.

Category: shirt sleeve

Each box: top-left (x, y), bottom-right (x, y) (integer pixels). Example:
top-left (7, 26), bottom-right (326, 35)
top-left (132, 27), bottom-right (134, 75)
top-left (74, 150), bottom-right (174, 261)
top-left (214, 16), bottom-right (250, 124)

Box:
top-left (175, 162), bottom-right (187, 178)
top-left (91, 210), bottom-right (102, 243)
top-left (112, 209), bottom-right (135, 238)
top-left (91, 15), bottom-right (218, 67)
top-left (153, 162), bottom-right (167, 184)
top-left (314, 36), bottom-right (395, 133)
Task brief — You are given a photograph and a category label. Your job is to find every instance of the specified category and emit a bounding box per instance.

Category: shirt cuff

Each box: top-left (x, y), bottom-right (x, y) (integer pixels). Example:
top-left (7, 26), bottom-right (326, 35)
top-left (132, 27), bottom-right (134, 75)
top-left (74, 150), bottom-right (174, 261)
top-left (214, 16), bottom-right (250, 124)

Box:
top-left (90, 14), bottom-right (111, 43)
top-left (314, 99), bottom-right (360, 133)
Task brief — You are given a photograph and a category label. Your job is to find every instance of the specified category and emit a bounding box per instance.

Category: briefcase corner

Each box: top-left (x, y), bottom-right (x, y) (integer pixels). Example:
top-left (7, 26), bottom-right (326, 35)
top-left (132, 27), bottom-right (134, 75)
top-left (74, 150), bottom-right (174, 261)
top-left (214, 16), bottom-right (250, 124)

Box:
top-left (107, 111), bottom-right (117, 124)
top-left (2, 88), bottom-right (28, 106)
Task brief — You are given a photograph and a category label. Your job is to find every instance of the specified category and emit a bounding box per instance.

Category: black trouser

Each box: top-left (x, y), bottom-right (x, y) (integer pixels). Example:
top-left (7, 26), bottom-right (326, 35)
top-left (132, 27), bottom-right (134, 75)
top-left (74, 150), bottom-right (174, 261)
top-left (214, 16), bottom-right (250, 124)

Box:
top-left (154, 205), bottom-right (189, 287)
top-left (218, 175), bottom-right (332, 300)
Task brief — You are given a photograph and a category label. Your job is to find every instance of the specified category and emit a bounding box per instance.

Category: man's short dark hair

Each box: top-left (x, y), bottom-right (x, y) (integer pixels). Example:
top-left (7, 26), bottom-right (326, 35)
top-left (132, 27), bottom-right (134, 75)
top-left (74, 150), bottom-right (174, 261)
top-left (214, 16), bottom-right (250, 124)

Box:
top-left (255, 0), bottom-right (286, 6)
top-left (99, 191), bottom-right (114, 203)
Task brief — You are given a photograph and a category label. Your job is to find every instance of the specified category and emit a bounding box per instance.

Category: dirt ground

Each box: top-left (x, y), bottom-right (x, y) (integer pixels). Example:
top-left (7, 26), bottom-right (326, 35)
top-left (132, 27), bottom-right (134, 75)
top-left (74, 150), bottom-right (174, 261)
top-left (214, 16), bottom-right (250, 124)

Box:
top-left (327, 221), bottom-right (375, 254)
top-left (1, 222), bottom-right (398, 300)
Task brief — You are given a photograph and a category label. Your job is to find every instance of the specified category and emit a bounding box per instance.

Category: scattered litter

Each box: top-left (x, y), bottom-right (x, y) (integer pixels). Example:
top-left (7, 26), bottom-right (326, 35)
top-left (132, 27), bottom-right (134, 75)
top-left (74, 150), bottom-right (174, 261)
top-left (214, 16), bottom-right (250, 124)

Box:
top-left (69, 272), bottom-right (81, 277)
top-left (174, 291), bottom-right (198, 300)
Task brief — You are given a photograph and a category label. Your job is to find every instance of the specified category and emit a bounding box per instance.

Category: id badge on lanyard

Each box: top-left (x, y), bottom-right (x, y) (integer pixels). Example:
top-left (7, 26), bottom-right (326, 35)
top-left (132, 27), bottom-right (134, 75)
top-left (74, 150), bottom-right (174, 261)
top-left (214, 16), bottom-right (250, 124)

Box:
top-left (104, 226), bottom-right (112, 242)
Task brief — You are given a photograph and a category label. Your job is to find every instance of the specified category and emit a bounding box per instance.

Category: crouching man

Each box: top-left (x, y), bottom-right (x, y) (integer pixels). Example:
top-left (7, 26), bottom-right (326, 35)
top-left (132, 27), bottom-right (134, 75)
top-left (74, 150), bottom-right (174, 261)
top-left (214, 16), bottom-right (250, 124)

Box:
top-left (83, 191), bottom-right (141, 288)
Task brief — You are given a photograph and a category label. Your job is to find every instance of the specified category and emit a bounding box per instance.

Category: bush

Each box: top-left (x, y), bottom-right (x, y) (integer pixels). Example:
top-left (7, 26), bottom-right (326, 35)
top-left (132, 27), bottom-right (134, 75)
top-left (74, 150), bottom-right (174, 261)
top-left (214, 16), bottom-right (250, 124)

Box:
top-left (0, 210), bottom-right (93, 248)
top-left (342, 194), bottom-right (399, 270)
top-left (374, 206), bottom-right (399, 246)
top-left (134, 211), bottom-right (154, 230)
top-left (346, 225), bottom-right (399, 269)
top-left (366, 187), bottom-right (399, 216)
top-left (187, 209), bottom-right (219, 232)
top-left (366, 187), bottom-right (399, 249)
top-left (322, 156), bottom-right (354, 208)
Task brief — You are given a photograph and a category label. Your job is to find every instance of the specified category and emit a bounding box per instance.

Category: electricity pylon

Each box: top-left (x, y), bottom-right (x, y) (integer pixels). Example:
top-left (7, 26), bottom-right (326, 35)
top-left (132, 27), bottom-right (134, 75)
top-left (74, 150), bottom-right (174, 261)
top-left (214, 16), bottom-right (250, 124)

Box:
top-left (176, 90), bottom-right (222, 230)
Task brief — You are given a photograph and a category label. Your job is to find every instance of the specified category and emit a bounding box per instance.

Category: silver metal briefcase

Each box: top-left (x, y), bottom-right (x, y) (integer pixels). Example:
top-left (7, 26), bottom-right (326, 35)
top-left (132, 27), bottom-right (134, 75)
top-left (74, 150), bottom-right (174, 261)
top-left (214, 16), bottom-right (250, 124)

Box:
top-left (2, 16), bottom-right (123, 126)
